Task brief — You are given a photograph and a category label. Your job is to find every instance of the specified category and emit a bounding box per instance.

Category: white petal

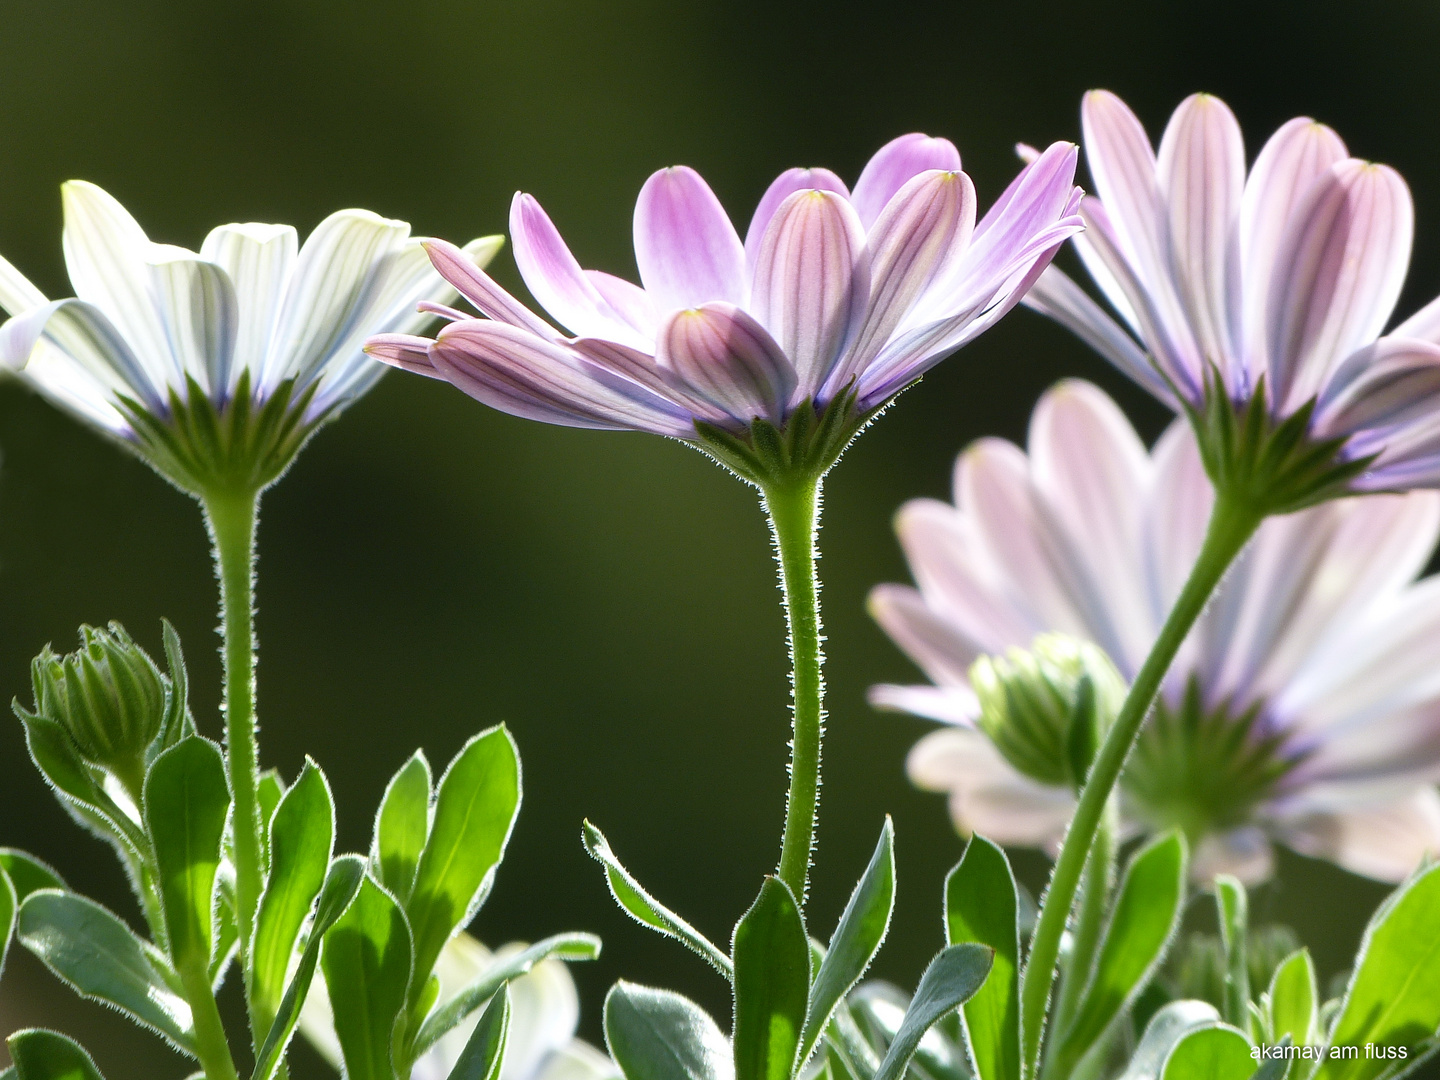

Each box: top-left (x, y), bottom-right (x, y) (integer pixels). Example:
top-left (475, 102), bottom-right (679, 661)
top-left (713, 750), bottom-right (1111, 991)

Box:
top-left (867, 682), bottom-right (978, 724)
top-left (1277, 788), bottom-right (1440, 882)
top-left (146, 253), bottom-right (238, 397)
top-left (867, 582), bottom-right (988, 689)
top-left (199, 222), bottom-right (298, 392)
top-left (1189, 827), bottom-right (1275, 885)
top-left (0, 250), bottom-right (48, 315)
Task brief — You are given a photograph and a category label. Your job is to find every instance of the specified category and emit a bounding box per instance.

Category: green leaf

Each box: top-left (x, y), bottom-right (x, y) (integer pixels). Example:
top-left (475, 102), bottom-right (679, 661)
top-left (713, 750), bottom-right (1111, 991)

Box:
top-left (16, 890), bottom-right (195, 1052)
top-left (414, 932), bottom-right (603, 1057)
top-left (447, 985), bottom-right (510, 1080)
top-left (6, 1029), bottom-right (106, 1080)
top-left (375, 751), bottom-right (431, 904)
top-left (1315, 862), bottom-right (1440, 1080)
top-left (1158, 1025), bottom-right (1253, 1080)
top-left (583, 821), bottom-right (732, 979)
top-left (144, 737), bottom-right (230, 971)
top-left (406, 727), bottom-right (519, 1004)
top-left (1051, 832), bottom-right (1187, 1074)
top-left (20, 715), bottom-right (146, 855)
top-left (155, 619), bottom-right (196, 755)
top-left (0, 865), bottom-right (15, 979)
top-left (733, 877), bottom-right (811, 1080)
top-left (800, 820), bottom-right (895, 1067)
top-left (1251, 1038), bottom-right (1293, 1080)
top-left (251, 759), bottom-right (335, 1022)
top-left (1117, 1001), bottom-right (1222, 1080)
top-left (0, 849), bottom-right (67, 902)
top-left (1267, 950), bottom-right (1316, 1052)
top-left (322, 873), bottom-right (414, 1080)
top-left (1215, 876), bottom-right (1250, 1029)
top-left (252, 855), bottom-right (366, 1080)
top-left (872, 944), bottom-right (994, 1080)
top-left (257, 770), bottom-right (285, 838)
top-left (944, 835), bottom-right (1020, 1080)
top-left (604, 981), bottom-right (734, 1080)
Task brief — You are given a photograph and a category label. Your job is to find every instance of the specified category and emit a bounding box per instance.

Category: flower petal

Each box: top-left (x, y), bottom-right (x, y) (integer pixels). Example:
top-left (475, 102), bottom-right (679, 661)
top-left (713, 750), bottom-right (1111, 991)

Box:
top-left (744, 167), bottom-right (850, 272)
top-left (749, 189), bottom-right (868, 398)
top-left (1312, 338), bottom-right (1440, 439)
top-left (1239, 118), bottom-right (1348, 372)
top-left (868, 581), bottom-right (988, 690)
top-left (1278, 788), bottom-right (1440, 882)
top-left (1266, 160), bottom-right (1413, 412)
top-left (430, 321), bottom-right (692, 436)
top-left (365, 333), bottom-right (443, 379)
top-left (585, 270), bottom-right (661, 340)
top-left (1190, 828), bottom-right (1275, 885)
top-left (850, 134), bottom-right (962, 231)
top-left (200, 223), bottom-right (298, 392)
top-left (0, 250), bottom-right (49, 315)
top-left (146, 253), bottom-right (239, 397)
top-left (1156, 94), bottom-right (1244, 376)
top-left (424, 239), bottom-right (561, 340)
top-left (867, 682), bottom-right (978, 725)
top-left (633, 167), bottom-right (745, 310)
top-left (654, 302), bottom-right (796, 424)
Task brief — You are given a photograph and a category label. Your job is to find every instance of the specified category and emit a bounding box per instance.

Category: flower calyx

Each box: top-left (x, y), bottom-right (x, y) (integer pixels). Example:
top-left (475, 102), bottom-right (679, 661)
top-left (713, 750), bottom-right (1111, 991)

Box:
top-left (691, 387), bottom-right (871, 490)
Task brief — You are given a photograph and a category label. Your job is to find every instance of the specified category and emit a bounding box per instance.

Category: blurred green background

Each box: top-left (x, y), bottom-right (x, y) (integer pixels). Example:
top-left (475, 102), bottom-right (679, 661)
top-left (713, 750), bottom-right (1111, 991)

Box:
top-left (1, 0), bottom-right (1438, 1075)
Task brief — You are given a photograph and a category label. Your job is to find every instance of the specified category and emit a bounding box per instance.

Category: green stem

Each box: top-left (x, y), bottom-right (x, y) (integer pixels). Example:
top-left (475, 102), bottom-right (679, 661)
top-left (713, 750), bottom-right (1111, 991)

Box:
top-left (203, 488), bottom-right (265, 962)
top-left (1049, 796), bottom-right (1117, 1043)
top-left (180, 958), bottom-right (241, 1080)
top-left (764, 476), bottom-right (824, 906)
top-left (1019, 494), bottom-right (1262, 1080)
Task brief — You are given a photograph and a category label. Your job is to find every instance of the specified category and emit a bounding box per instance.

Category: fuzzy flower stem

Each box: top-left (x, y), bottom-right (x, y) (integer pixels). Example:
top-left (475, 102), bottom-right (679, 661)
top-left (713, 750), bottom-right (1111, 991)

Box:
top-left (1049, 795), bottom-right (1117, 1040)
top-left (203, 487), bottom-right (265, 962)
top-left (764, 474), bottom-right (825, 906)
top-left (1020, 493), bottom-right (1263, 1080)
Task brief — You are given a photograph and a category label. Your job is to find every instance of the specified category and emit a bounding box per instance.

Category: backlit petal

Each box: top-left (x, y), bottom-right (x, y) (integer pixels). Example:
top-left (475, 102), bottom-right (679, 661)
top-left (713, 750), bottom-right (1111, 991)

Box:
top-left (633, 167), bottom-right (745, 309)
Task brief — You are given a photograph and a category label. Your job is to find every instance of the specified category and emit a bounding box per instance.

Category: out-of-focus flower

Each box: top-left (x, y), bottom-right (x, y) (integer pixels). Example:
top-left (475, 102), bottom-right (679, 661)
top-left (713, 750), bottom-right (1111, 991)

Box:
top-left (0, 181), bottom-right (501, 495)
top-left (300, 932), bottom-right (618, 1080)
top-left (367, 134), bottom-right (1082, 482)
top-left (1025, 91), bottom-right (1440, 505)
top-left (869, 379), bottom-right (1440, 882)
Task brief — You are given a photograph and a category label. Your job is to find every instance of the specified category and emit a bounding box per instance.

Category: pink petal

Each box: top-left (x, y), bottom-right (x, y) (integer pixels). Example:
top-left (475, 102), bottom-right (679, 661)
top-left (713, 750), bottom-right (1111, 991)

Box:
top-left (1277, 788), bottom-right (1440, 882)
top-left (743, 167), bottom-right (850, 272)
top-left (632, 167), bottom-right (745, 310)
top-left (430, 321), bottom-right (691, 435)
top-left (585, 270), bottom-right (661, 340)
top-left (423, 240), bottom-right (560, 340)
top-left (365, 332), bottom-right (443, 378)
top-left (1266, 160), bottom-right (1414, 412)
top-left (1239, 118), bottom-right (1348, 370)
top-left (850, 133), bottom-right (962, 231)
top-left (1156, 94), bottom-right (1245, 377)
top-left (867, 583), bottom-right (986, 689)
top-left (1313, 338), bottom-right (1440, 438)
top-left (749, 189), bottom-right (869, 400)
top-left (654, 302), bottom-right (796, 424)
top-left (510, 193), bottom-right (648, 347)
top-left (569, 336), bottom-right (728, 426)
top-left (867, 683), bottom-right (978, 725)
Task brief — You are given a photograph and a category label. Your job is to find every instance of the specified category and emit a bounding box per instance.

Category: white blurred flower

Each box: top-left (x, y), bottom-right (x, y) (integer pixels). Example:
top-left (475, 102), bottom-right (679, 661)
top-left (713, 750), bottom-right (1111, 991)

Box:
top-left (869, 379), bottom-right (1440, 883)
top-left (299, 932), bottom-right (618, 1080)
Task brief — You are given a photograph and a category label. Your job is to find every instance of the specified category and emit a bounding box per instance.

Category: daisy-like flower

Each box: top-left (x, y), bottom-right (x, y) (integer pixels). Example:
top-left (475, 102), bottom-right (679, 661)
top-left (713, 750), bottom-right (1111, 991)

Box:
top-left (869, 380), bottom-right (1440, 883)
top-left (367, 133), bottom-right (1083, 483)
top-left (1025, 91), bottom-right (1440, 509)
top-left (0, 180), bottom-right (501, 496)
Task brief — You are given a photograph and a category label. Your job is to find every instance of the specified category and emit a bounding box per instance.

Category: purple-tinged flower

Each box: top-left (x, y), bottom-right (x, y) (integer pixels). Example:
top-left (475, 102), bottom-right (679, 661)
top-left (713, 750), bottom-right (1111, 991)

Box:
top-left (1025, 91), bottom-right (1440, 505)
top-left (870, 380), bottom-right (1440, 883)
top-left (368, 134), bottom-right (1082, 481)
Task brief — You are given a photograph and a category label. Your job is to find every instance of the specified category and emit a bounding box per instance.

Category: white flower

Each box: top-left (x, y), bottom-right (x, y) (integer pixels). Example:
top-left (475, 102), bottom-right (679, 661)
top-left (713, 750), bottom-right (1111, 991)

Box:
top-left (869, 379), bottom-right (1440, 883)
top-left (0, 181), bottom-right (500, 492)
top-left (298, 932), bottom-right (618, 1080)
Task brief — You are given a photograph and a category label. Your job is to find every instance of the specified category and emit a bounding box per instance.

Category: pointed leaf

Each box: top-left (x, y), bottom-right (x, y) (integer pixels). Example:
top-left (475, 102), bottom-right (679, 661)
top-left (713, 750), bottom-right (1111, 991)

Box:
top-left (801, 820), bottom-right (895, 1066)
top-left (447, 985), bottom-right (511, 1080)
top-left (0, 850), bottom-right (66, 903)
top-left (407, 727), bottom-right (519, 1004)
top-left (375, 751), bottom-right (431, 903)
top-left (322, 874), bottom-right (413, 1080)
top-left (17, 890), bottom-right (195, 1052)
top-left (945, 836), bottom-right (1020, 1080)
top-left (144, 737), bottom-right (231, 972)
top-left (414, 932), bottom-right (602, 1057)
top-left (604, 981), bottom-right (734, 1080)
top-left (1158, 1025), bottom-right (1253, 1080)
top-left (251, 759), bottom-right (335, 1021)
top-left (584, 821), bottom-right (732, 978)
top-left (873, 944), bottom-right (994, 1080)
top-left (6, 1030), bottom-right (107, 1080)
top-left (1267, 950), bottom-right (1317, 1052)
top-left (733, 877), bottom-right (811, 1080)
top-left (251, 855), bottom-right (366, 1080)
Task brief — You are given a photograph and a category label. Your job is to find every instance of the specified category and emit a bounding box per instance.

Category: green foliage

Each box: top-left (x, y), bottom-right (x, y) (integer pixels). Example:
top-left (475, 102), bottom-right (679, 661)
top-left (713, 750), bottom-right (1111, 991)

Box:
top-left (374, 750), bottom-right (431, 904)
top-left (447, 986), bottom-right (511, 1080)
top-left (944, 835), bottom-right (1020, 1080)
top-left (733, 878), bottom-right (811, 1080)
top-left (0, 864), bottom-right (14, 981)
top-left (604, 981), bottom-right (734, 1080)
top-left (1214, 876), bottom-right (1251, 1031)
top-left (871, 945), bottom-right (994, 1080)
top-left (1159, 1025), bottom-right (1254, 1080)
top-left (0, 850), bottom-right (66, 904)
top-left (1266, 949), bottom-right (1317, 1052)
top-left (322, 874), bottom-right (414, 1080)
top-left (6, 1030), bottom-right (107, 1080)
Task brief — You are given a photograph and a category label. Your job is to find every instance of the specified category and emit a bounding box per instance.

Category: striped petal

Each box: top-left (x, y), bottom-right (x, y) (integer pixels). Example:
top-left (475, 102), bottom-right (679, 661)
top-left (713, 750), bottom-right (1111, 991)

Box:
top-left (748, 188), bottom-right (868, 399)
top-left (146, 253), bottom-right (238, 397)
top-left (424, 239), bottom-right (561, 340)
top-left (365, 333), bottom-right (442, 378)
top-left (867, 583), bottom-right (985, 690)
top-left (744, 167), bottom-right (849, 272)
top-left (1313, 338), bottom-right (1440, 439)
top-left (1267, 160), bottom-right (1413, 411)
top-left (200, 223), bottom-right (298, 392)
top-left (0, 250), bottom-right (48, 316)
top-left (654, 303), bottom-right (796, 425)
top-left (850, 133), bottom-right (962, 231)
top-left (633, 167), bottom-right (745, 310)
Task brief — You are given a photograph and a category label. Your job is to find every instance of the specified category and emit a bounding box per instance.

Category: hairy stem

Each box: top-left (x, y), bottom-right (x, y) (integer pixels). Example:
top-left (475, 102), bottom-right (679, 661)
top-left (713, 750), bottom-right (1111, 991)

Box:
top-left (180, 957), bottom-right (241, 1080)
top-left (1019, 494), bottom-right (1262, 1079)
top-left (764, 476), bottom-right (825, 906)
top-left (1050, 796), bottom-right (1117, 1038)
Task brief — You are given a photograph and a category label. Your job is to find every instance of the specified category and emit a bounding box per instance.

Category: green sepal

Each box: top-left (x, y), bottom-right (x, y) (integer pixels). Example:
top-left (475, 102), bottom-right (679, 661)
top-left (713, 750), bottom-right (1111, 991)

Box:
top-left (800, 819), bottom-right (896, 1067)
top-left (872, 944), bottom-right (994, 1080)
top-left (1065, 674), bottom-right (1100, 788)
top-left (733, 877), bottom-right (811, 1080)
top-left (945, 835), bottom-right (1020, 1080)
top-left (583, 820), bottom-right (732, 978)
top-left (374, 750), bottom-right (432, 905)
top-left (692, 388), bottom-right (869, 489)
top-left (6, 1029), bottom-right (107, 1080)
top-left (16, 889), bottom-right (195, 1053)
top-left (604, 981), bottom-right (734, 1080)
top-left (1158, 1024), bottom-right (1253, 1080)
top-left (447, 985), bottom-right (511, 1080)
top-left (412, 932), bottom-right (602, 1059)
top-left (322, 873), bottom-right (414, 1080)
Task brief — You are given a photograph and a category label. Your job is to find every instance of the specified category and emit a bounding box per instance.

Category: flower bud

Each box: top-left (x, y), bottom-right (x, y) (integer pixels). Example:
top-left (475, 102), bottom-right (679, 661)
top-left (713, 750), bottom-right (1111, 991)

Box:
top-left (969, 633), bottom-right (1126, 790)
top-left (25, 623), bottom-right (169, 794)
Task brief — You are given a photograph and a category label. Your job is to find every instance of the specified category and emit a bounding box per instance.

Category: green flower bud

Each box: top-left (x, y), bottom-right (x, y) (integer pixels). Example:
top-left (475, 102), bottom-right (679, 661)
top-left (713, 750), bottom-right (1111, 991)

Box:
top-left (969, 633), bottom-right (1127, 790)
top-left (24, 622), bottom-right (170, 796)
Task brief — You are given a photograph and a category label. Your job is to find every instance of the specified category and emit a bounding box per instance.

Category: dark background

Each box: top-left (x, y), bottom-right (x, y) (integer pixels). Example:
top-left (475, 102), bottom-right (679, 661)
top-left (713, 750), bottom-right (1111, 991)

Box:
top-left (0, 0), bottom-right (1436, 1076)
